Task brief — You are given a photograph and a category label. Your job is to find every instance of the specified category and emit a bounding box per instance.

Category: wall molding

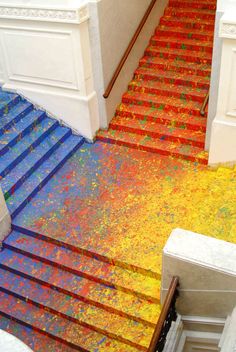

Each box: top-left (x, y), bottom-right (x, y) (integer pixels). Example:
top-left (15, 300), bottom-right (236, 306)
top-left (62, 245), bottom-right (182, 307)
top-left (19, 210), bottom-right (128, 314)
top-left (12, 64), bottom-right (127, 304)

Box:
top-left (0, 4), bottom-right (89, 24)
top-left (220, 22), bottom-right (236, 38)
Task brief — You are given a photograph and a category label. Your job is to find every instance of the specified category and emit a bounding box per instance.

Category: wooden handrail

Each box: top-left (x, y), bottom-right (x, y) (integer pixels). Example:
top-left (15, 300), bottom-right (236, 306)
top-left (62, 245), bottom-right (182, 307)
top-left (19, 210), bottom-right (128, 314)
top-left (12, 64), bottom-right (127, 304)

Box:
top-left (103, 0), bottom-right (157, 99)
top-left (148, 276), bottom-right (179, 352)
top-left (200, 90), bottom-right (209, 116)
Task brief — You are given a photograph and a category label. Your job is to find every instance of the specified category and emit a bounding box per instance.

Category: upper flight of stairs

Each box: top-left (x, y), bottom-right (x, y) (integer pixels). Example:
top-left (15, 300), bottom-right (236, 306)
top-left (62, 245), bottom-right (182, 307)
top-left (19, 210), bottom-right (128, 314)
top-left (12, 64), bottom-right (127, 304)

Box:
top-left (97, 0), bottom-right (217, 165)
top-left (0, 89), bottom-right (84, 218)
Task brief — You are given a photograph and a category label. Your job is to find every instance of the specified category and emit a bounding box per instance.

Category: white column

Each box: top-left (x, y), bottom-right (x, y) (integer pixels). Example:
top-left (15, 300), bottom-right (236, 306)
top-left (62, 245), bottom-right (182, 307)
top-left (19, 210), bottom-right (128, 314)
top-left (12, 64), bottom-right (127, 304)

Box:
top-left (0, 1), bottom-right (99, 140)
top-left (209, 5), bottom-right (236, 166)
top-left (162, 229), bottom-right (236, 318)
top-left (0, 186), bottom-right (11, 247)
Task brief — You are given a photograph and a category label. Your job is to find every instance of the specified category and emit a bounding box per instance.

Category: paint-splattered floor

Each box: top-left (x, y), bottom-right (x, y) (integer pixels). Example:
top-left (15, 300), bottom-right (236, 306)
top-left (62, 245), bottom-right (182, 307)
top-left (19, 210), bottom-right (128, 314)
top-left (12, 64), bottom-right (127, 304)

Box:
top-left (14, 141), bottom-right (236, 277)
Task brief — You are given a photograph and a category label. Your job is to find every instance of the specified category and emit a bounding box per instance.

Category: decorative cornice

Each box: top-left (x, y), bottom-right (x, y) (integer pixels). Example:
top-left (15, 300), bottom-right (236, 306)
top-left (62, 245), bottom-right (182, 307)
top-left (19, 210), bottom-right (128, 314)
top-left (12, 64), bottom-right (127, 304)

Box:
top-left (220, 22), bottom-right (236, 38)
top-left (0, 4), bottom-right (89, 24)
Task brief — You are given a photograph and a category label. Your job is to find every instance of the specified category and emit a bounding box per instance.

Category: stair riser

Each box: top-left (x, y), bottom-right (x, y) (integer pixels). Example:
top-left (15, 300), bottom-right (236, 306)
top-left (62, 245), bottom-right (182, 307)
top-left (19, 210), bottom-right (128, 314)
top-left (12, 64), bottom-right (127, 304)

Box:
top-left (0, 104), bottom-right (33, 136)
top-left (0, 95), bottom-right (21, 117)
top-left (164, 9), bottom-right (215, 20)
top-left (169, 1), bottom-right (216, 10)
top-left (0, 121), bottom-right (59, 179)
top-left (139, 60), bottom-right (211, 78)
top-left (4, 130), bottom-right (71, 200)
top-left (3, 243), bottom-right (159, 304)
top-left (145, 49), bottom-right (212, 65)
top-left (10, 139), bottom-right (84, 219)
top-left (11, 224), bottom-right (160, 280)
top-left (0, 112), bottom-right (46, 157)
top-left (122, 97), bottom-right (202, 117)
top-left (0, 311), bottom-right (86, 352)
top-left (116, 110), bottom-right (206, 132)
top-left (156, 29), bottom-right (213, 41)
top-left (134, 72), bottom-right (210, 90)
top-left (150, 38), bottom-right (213, 53)
top-left (128, 84), bottom-right (206, 103)
top-left (160, 18), bottom-right (215, 31)
top-left (97, 136), bottom-right (208, 165)
top-left (0, 263), bottom-right (154, 328)
top-left (0, 287), bottom-right (146, 351)
top-left (109, 124), bottom-right (205, 148)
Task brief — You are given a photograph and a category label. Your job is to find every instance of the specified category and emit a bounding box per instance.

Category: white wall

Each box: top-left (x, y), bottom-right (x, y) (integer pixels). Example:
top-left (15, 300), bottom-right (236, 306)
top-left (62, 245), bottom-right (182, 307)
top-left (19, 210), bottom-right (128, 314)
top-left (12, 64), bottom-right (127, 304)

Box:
top-left (0, 187), bottom-right (11, 247)
top-left (89, 0), bottom-right (169, 127)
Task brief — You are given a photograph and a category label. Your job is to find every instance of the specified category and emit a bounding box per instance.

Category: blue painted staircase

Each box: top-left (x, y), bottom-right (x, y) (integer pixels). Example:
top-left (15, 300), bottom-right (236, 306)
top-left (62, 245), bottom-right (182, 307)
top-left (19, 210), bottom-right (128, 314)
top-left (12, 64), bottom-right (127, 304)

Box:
top-left (0, 89), bottom-right (84, 218)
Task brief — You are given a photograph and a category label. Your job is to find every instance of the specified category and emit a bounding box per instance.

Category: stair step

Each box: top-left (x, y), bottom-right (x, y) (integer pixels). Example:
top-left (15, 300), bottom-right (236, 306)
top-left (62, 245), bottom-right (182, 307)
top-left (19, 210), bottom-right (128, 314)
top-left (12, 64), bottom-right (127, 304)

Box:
top-left (1, 125), bottom-right (71, 199)
top-left (122, 91), bottom-right (203, 117)
top-left (128, 79), bottom-right (208, 102)
top-left (0, 268), bottom-right (153, 350)
top-left (4, 230), bottom-right (161, 303)
top-left (160, 17), bottom-right (215, 31)
top-left (0, 110), bottom-right (46, 156)
top-left (0, 249), bottom-right (160, 327)
top-left (145, 45), bottom-right (212, 64)
top-left (134, 67), bottom-right (210, 89)
top-left (169, 0), bottom-right (216, 10)
top-left (6, 135), bottom-right (84, 218)
top-left (156, 26), bottom-right (214, 41)
top-left (0, 117), bottom-right (59, 179)
top-left (0, 91), bottom-right (21, 116)
top-left (116, 103), bottom-right (206, 132)
top-left (97, 129), bottom-right (208, 165)
top-left (0, 101), bottom-right (33, 135)
top-left (0, 315), bottom-right (78, 352)
top-left (0, 291), bottom-right (142, 352)
top-left (139, 56), bottom-right (211, 77)
top-left (150, 35), bottom-right (213, 53)
top-left (164, 7), bottom-right (215, 20)
top-left (109, 116), bottom-right (205, 148)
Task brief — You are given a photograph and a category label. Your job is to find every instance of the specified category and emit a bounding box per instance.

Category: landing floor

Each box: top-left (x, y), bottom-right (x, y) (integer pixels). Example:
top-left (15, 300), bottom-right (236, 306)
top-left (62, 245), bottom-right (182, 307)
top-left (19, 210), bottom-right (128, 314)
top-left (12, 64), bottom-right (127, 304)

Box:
top-left (13, 141), bottom-right (236, 276)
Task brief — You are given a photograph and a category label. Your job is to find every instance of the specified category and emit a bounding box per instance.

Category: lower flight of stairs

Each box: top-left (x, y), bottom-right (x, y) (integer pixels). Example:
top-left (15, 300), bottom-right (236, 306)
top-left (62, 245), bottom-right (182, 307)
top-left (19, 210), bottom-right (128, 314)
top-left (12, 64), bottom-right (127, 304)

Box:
top-left (0, 225), bottom-right (161, 351)
top-left (97, 0), bottom-right (217, 165)
top-left (0, 89), bottom-right (84, 218)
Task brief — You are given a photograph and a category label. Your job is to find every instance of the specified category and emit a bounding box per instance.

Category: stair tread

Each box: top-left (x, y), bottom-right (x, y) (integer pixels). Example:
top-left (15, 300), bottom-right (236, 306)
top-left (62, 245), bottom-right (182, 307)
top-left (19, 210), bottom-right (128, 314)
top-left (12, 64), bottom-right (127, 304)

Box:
top-left (165, 7), bottom-right (215, 15)
top-left (129, 79), bottom-right (208, 99)
top-left (123, 91), bottom-right (202, 113)
top-left (146, 45), bottom-right (212, 60)
top-left (5, 230), bottom-right (161, 302)
top-left (135, 66), bottom-right (210, 86)
top-left (0, 110), bottom-right (45, 155)
top-left (0, 268), bottom-right (154, 349)
top-left (6, 135), bottom-right (84, 217)
top-left (0, 291), bottom-right (141, 352)
top-left (0, 117), bottom-right (58, 178)
top-left (116, 103), bottom-right (206, 131)
top-left (140, 56), bottom-right (211, 75)
top-left (0, 315), bottom-right (78, 352)
top-left (151, 35), bottom-right (213, 48)
top-left (0, 249), bottom-right (160, 326)
top-left (0, 91), bottom-right (19, 114)
top-left (110, 115), bottom-right (205, 145)
top-left (97, 129), bottom-right (208, 164)
top-left (1, 124), bottom-right (71, 196)
top-left (169, 0), bottom-right (216, 9)
top-left (0, 101), bottom-right (32, 134)
top-left (157, 25), bottom-right (214, 38)
top-left (160, 16), bottom-right (215, 26)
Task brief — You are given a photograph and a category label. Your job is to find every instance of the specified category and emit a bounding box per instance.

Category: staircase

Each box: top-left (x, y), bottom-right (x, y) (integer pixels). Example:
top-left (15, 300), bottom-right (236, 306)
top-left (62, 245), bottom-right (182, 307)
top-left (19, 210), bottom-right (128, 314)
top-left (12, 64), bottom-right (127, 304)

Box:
top-left (97, 0), bottom-right (217, 165)
top-left (0, 90), bottom-right (84, 219)
top-left (0, 90), bottom-right (161, 350)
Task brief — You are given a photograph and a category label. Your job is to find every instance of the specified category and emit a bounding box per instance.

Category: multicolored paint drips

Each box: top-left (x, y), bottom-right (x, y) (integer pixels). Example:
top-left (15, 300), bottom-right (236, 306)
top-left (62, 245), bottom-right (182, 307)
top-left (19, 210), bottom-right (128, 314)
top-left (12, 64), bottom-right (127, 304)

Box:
top-left (0, 0), bottom-right (234, 351)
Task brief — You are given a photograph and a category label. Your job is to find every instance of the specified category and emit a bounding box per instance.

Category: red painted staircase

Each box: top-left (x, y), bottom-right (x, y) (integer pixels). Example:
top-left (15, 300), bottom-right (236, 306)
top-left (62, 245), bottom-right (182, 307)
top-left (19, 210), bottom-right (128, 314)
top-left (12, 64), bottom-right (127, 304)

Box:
top-left (97, 0), bottom-right (217, 165)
